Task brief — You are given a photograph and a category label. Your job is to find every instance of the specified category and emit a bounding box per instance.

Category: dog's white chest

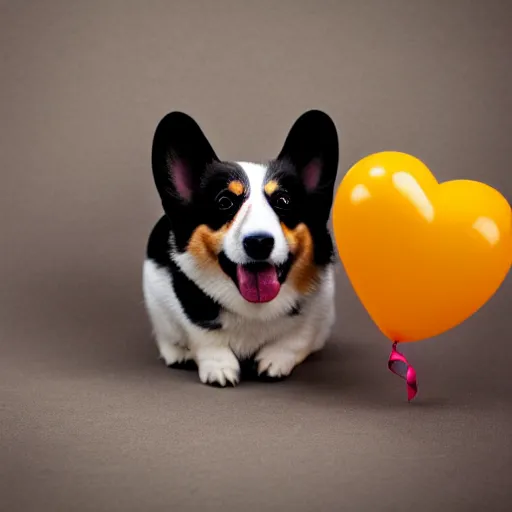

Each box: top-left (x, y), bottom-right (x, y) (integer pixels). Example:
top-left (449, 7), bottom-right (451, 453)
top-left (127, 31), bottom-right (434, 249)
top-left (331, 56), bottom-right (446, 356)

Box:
top-left (218, 310), bottom-right (300, 358)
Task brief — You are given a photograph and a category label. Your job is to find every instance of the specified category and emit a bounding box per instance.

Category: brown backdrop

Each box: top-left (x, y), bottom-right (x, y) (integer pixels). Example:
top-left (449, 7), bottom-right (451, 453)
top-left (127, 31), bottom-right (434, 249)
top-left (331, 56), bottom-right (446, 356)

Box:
top-left (1, 1), bottom-right (511, 511)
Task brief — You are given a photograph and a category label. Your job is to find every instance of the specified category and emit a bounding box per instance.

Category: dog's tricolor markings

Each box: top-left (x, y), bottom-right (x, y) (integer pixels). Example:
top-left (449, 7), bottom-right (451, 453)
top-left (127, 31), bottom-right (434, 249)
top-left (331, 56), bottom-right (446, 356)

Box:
top-left (143, 110), bottom-right (339, 386)
top-left (147, 216), bottom-right (223, 330)
top-left (281, 223), bottom-right (318, 293)
top-left (187, 223), bottom-right (230, 267)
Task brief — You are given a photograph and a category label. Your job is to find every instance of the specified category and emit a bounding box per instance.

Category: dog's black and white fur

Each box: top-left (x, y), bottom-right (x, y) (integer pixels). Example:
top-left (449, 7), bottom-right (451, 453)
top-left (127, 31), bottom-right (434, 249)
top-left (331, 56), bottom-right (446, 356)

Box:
top-left (143, 110), bottom-right (339, 386)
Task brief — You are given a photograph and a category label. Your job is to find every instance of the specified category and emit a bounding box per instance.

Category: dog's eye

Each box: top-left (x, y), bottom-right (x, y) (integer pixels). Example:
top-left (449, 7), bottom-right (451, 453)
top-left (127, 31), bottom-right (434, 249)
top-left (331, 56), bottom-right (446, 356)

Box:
top-left (216, 194), bottom-right (234, 211)
top-left (273, 192), bottom-right (292, 210)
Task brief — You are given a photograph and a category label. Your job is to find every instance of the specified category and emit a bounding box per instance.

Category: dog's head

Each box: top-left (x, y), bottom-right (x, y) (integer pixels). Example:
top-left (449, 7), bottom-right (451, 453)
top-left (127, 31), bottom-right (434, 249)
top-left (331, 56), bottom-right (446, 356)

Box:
top-left (151, 110), bottom-right (339, 313)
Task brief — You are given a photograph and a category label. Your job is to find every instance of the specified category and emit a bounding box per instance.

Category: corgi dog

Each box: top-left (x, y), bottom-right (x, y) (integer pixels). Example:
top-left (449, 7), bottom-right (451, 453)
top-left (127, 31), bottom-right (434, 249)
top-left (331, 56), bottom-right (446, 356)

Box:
top-left (143, 110), bottom-right (339, 386)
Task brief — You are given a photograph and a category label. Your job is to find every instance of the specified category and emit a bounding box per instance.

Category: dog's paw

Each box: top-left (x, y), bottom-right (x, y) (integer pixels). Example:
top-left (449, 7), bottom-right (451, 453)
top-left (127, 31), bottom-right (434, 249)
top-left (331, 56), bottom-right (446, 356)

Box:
top-left (159, 344), bottom-right (194, 369)
top-left (197, 350), bottom-right (240, 387)
top-left (255, 346), bottom-right (299, 381)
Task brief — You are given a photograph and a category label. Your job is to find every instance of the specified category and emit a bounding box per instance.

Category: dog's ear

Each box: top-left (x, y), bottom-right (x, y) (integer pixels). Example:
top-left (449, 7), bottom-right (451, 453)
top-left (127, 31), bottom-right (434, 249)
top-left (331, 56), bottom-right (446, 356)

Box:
top-left (276, 110), bottom-right (339, 213)
top-left (151, 112), bottom-right (219, 213)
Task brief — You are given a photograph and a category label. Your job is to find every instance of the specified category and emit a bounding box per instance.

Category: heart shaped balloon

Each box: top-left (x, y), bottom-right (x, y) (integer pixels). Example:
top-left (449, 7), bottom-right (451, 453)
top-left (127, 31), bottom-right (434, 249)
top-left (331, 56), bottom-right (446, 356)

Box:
top-left (333, 151), bottom-right (512, 343)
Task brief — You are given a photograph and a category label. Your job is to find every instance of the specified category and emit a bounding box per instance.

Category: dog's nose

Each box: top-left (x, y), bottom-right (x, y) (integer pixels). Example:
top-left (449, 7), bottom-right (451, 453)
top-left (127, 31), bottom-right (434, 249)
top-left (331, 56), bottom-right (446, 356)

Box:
top-left (243, 233), bottom-right (275, 260)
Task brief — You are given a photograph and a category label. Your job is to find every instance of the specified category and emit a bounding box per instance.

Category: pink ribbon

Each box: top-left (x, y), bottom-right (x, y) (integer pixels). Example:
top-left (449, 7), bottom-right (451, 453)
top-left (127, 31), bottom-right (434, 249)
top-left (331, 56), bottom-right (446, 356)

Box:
top-left (388, 342), bottom-right (418, 401)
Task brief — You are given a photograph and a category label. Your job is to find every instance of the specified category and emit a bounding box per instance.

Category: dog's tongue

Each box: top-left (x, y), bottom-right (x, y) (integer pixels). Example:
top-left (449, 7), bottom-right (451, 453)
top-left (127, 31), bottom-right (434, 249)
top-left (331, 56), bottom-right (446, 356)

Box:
top-left (236, 264), bottom-right (280, 303)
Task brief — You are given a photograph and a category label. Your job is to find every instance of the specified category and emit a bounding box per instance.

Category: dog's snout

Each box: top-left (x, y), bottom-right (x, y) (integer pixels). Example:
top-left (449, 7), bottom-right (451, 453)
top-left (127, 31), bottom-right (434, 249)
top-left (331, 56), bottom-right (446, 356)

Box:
top-left (243, 233), bottom-right (275, 260)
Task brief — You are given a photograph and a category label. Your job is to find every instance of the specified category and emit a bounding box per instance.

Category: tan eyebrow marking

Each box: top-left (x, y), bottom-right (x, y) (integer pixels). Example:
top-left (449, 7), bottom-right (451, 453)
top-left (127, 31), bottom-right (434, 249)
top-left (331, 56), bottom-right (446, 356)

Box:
top-left (264, 180), bottom-right (279, 195)
top-left (228, 180), bottom-right (244, 196)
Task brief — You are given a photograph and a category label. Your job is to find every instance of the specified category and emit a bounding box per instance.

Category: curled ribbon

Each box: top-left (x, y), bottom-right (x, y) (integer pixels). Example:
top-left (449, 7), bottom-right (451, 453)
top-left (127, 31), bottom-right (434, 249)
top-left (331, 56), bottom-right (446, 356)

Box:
top-left (388, 342), bottom-right (418, 401)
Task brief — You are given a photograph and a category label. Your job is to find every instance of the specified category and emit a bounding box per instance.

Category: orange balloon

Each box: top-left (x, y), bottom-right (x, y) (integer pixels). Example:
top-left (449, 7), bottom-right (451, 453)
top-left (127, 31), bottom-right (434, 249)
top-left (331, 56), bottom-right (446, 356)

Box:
top-left (333, 151), bottom-right (512, 343)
